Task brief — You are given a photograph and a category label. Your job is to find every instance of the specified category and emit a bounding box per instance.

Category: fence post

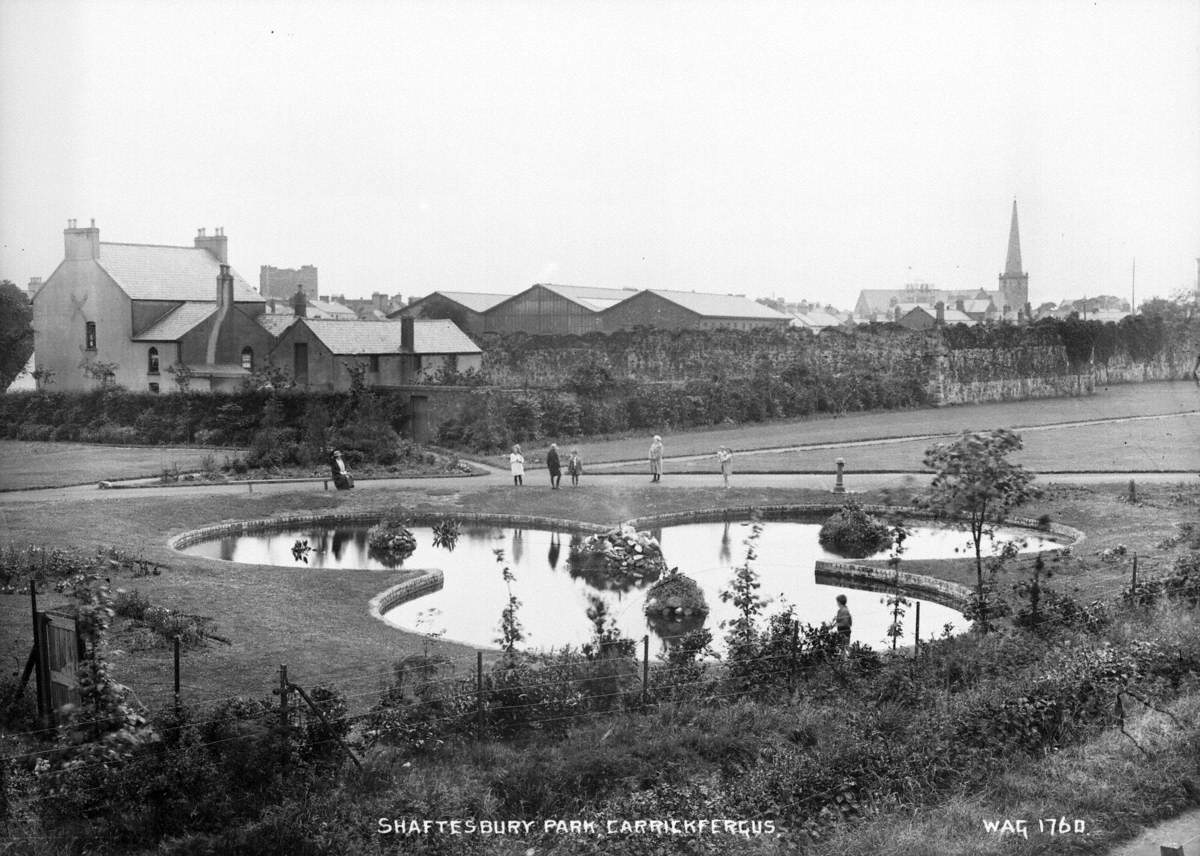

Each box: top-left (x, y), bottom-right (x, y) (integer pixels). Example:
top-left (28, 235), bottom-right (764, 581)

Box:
top-left (29, 581), bottom-right (46, 727)
top-left (641, 635), bottom-right (650, 708)
top-left (914, 602), bottom-right (921, 657)
top-left (476, 651), bottom-right (484, 740)
top-left (173, 636), bottom-right (181, 714)
top-left (789, 619), bottom-right (799, 694)
top-left (1131, 552), bottom-right (1138, 595)
top-left (277, 664), bottom-right (290, 764)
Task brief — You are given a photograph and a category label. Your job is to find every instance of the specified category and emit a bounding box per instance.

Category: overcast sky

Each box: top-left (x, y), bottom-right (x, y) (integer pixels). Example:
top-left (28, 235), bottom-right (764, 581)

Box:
top-left (2, 0), bottom-right (1197, 309)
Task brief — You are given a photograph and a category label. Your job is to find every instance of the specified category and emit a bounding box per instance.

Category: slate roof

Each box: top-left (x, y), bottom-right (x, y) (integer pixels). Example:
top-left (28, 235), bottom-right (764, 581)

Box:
top-left (132, 302), bottom-right (217, 341)
top-left (96, 243), bottom-right (259, 302)
top-left (300, 319), bottom-right (480, 355)
top-left (640, 289), bottom-right (792, 320)
top-left (941, 309), bottom-right (976, 325)
top-left (256, 313), bottom-right (299, 336)
top-left (791, 310), bottom-right (844, 329)
top-left (424, 291), bottom-right (512, 313)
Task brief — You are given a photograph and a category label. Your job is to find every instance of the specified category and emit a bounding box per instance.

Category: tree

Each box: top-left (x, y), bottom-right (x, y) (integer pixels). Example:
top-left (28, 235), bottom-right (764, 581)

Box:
top-left (922, 429), bottom-right (1039, 626)
top-left (0, 279), bottom-right (34, 392)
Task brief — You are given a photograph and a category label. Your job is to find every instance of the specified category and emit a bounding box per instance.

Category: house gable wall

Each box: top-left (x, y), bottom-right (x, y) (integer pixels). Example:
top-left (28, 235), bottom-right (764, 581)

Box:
top-left (31, 258), bottom-right (141, 391)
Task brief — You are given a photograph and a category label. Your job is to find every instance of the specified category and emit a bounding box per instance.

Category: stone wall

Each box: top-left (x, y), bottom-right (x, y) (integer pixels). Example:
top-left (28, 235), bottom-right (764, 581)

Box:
top-left (477, 319), bottom-right (1198, 408)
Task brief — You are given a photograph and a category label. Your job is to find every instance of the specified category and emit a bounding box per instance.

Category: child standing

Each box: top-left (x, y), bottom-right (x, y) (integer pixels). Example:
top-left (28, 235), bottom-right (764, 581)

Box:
top-left (509, 444), bottom-right (525, 486)
top-left (716, 446), bottom-right (733, 488)
top-left (834, 594), bottom-right (852, 649)
top-left (567, 447), bottom-right (583, 486)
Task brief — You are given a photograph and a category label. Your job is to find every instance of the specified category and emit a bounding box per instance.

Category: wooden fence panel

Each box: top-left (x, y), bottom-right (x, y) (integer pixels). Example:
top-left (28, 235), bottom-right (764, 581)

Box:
top-left (39, 611), bottom-right (82, 714)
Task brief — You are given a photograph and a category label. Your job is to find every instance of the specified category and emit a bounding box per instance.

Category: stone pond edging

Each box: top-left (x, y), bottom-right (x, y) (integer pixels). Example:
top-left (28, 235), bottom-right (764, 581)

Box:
top-left (168, 504), bottom-right (1086, 628)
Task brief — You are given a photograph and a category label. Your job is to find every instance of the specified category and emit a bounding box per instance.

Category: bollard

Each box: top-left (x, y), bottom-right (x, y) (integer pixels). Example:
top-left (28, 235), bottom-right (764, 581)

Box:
top-left (833, 458), bottom-right (846, 494)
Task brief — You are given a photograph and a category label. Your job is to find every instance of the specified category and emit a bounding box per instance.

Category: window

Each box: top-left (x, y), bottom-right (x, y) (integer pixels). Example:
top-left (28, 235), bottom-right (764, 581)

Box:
top-left (85, 321), bottom-right (96, 351)
top-left (241, 346), bottom-right (254, 371)
top-left (148, 347), bottom-right (159, 374)
top-left (369, 354), bottom-right (380, 372)
top-left (148, 382), bottom-right (160, 394)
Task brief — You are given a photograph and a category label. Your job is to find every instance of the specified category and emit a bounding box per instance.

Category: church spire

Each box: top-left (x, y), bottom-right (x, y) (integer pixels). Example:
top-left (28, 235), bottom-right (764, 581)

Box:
top-left (1005, 198), bottom-right (1023, 275)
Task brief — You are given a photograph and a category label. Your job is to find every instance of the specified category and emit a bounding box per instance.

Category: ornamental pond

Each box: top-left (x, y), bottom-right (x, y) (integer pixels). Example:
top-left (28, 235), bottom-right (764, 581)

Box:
top-left (180, 516), bottom-right (1065, 655)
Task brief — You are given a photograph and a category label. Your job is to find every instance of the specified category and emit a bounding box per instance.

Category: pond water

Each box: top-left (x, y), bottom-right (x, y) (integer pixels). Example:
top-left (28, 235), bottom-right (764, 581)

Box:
top-left (182, 517), bottom-right (1061, 655)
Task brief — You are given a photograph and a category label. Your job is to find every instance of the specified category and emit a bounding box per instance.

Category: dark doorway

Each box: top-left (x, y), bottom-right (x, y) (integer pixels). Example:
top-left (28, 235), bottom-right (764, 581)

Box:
top-left (410, 395), bottom-right (430, 442)
top-left (294, 342), bottom-right (309, 386)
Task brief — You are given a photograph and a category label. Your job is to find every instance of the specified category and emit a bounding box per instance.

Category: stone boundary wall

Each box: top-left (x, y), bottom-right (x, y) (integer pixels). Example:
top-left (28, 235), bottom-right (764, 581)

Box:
top-left (474, 323), bottom-right (1198, 409)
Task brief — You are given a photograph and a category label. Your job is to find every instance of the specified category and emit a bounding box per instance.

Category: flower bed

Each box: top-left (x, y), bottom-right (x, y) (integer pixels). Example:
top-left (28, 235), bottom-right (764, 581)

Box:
top-left (367, 519), bottom-right (417, 565)
top-left (817, 500), bottom-right (893, 558)
top-left (567, 524), bottom-right (667, 589)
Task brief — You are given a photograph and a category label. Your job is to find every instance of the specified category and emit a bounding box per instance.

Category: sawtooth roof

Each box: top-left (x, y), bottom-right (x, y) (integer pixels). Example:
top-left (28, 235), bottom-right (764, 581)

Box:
top-left (96, 243), bottom-right (259, 302)
top-left (299, 319), bottom-right (480, 355)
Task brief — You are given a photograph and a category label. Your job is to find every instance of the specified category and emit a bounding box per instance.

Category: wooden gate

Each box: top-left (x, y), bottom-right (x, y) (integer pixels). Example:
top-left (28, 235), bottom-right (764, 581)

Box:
top-left (37, 609), bottom-right (83, 717)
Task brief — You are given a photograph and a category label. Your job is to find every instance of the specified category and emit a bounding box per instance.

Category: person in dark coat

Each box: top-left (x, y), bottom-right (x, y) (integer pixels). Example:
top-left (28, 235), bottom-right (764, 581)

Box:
top-left (329, 450), bottom-right (353, 490)
top-left (546, 443), bottom-right (562, 489)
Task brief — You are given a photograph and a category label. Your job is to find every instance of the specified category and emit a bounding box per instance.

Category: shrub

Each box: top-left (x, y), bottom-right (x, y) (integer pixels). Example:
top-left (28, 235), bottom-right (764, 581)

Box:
top-left (818, 500), bottom-right (892, 558)
top-left (366, 519), bottom-right (417, 564)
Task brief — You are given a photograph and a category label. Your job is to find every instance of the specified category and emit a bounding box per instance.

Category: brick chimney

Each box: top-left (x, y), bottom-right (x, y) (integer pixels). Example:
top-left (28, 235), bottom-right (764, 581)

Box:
top-left (935, 301), bottom-right (945, 325)
top-left (195, 226), bottom-right (228, 263)
top-left (955, 299), bottom-right (965, 312)
top-left (27, 277), bottom-right (42, 298)
top-left (372, 292), bottom-right (386, 311)
top-left (292, 286), bottom-right (308, 318)
top-left (401, 316), bottom-right (415, 351)
top-left (893, 306), bottom-right (902, 322)
top-left (64, 218), bottom-right (100, 260)
top-left (216, 263), bottom-right (234, 307)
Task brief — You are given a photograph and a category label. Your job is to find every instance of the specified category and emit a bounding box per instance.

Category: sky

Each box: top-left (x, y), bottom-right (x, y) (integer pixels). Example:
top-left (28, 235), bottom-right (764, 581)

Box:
top-left (2, 0), bottom-right (1198, 310)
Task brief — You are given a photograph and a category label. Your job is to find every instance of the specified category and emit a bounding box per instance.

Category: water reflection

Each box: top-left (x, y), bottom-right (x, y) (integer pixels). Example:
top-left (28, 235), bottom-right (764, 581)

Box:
top-left (178, 518), bottom-right (1061, 652)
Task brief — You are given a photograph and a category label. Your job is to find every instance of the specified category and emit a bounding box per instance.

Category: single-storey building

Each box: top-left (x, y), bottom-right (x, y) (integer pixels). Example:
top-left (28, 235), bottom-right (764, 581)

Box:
top-left (485, 283), bottom-right (634, 335)
top-left (601, 289), bottom-right (792, 331)
top-left (270, 317), bottom-right (482, 390)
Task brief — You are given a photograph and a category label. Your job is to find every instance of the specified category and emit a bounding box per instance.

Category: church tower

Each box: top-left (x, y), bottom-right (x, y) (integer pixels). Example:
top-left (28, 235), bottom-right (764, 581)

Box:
top-left (998, 199), bottom-right (1029, 316)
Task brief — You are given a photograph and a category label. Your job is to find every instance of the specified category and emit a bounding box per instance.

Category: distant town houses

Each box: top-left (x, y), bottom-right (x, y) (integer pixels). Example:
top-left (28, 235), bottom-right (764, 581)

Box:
top-left (852, 200), bottom-right (1032, 327)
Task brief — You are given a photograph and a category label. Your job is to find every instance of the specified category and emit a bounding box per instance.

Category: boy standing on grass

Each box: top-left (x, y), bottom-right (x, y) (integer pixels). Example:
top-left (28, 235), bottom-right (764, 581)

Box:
top-left (834, 594), bottom-right (852, 649)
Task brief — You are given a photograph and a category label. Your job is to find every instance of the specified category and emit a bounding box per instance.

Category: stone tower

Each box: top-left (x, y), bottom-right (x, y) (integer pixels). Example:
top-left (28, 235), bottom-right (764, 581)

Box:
top-left (998, 199), bottom-right (1029, 314)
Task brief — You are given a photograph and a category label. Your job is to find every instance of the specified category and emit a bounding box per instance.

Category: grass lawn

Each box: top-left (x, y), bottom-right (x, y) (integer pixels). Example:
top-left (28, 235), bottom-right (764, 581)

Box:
top-left (491, 380), bottom-right (1200, 469)
top-left (593, 412), bottom-right (1200, 474)
top-left (3, 473), bottom-right (1197, 715)
top-left (0, 441), bottom-right (245, 490)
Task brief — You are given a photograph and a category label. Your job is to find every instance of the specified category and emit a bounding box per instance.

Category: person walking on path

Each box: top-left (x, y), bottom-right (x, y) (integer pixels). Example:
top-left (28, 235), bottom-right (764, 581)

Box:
top-left (649, 435), bottom-right (664, 483)
top-left (546, 443), bottom-right (562, 489)
top-left (567, 447), bottom-right (583, 486)
top-left (834, 594), bottom-right (852, 650)
top-left (509, 444), bottom-right (525, 486)
top-left (716, 446), bottom-right (733, 488)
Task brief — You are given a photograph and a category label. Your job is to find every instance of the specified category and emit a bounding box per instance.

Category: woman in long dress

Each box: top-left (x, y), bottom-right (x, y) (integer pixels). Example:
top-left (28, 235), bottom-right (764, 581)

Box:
top-left (648, 435), bottom-right (664, 483)
top-left (509, 444), bottom-right (525, 486)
